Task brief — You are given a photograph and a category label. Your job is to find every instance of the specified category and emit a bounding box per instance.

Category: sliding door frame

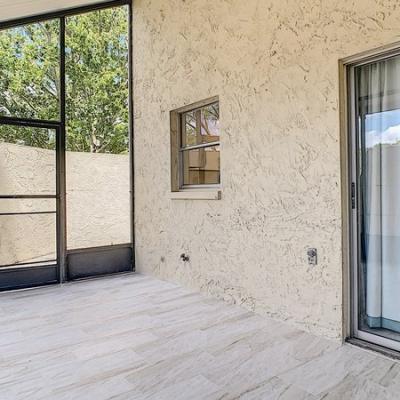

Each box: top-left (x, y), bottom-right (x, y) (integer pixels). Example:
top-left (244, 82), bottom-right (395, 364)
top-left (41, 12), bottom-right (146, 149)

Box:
top-left (0, 0), bottom-right (134, 288)
top-left (340, 42), bottom-right (400, 355)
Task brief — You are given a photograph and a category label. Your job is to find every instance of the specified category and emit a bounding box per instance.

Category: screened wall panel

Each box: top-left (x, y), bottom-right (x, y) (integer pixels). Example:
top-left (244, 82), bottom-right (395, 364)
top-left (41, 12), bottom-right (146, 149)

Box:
top-left (0, 0), bottom-right (133, 289)
top-left (65, 5), bottom-right (131, 250)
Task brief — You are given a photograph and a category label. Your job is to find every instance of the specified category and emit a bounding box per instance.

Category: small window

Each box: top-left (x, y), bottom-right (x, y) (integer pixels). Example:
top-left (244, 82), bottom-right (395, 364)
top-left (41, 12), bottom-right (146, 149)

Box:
top-left (170, 97), bottom-right (220, 192)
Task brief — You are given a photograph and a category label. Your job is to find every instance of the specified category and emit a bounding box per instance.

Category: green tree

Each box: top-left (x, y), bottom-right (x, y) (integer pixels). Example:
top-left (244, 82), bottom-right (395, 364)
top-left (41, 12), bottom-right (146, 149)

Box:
top-left (0, 6), bottom-right (129, 154)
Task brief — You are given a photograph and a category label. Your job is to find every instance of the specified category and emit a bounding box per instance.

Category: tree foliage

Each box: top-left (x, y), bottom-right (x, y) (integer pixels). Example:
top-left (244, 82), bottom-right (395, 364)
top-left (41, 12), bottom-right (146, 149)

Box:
top-left (0, 6), bottom-right (129, 154)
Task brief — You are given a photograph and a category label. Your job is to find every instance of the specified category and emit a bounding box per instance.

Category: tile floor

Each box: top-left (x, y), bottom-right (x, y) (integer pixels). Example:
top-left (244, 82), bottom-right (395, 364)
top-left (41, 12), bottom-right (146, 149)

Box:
top-left (0, 273), bottom-right (399, 399)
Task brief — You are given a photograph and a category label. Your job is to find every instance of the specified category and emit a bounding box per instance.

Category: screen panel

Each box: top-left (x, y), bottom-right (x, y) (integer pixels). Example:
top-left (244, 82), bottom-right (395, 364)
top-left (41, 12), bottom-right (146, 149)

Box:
top-left (65, 5), bottom-right (130, 250)
top-left (0, 19), bottom-right (60, 121)
top-left (0, 124), bottom-right (57, 195)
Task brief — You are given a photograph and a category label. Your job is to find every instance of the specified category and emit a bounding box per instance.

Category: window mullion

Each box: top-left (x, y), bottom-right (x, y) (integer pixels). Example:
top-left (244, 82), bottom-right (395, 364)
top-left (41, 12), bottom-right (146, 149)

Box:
top-left (179, 142), bottom-right (220, 152)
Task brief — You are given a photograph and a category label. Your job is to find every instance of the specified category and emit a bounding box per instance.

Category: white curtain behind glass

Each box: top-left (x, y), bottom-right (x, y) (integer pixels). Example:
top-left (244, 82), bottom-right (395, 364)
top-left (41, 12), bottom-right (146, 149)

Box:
top-left (359, 56), bottom-right (400, 332)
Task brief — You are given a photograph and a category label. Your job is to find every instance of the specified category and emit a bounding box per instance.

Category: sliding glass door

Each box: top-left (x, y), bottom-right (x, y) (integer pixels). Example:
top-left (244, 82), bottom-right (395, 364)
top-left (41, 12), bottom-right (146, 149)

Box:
top-left (350, 51), bottom-right (400, 351)
top-left (0, 1), bottom-right (133, 290)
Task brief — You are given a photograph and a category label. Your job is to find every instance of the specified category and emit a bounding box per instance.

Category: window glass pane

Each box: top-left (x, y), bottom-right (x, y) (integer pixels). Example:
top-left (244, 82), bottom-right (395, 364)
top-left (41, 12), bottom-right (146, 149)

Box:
top-left (181, 102), bottom-right (219, 147)
top-left (182, 110), bottom-right (197, 147)
top-left (0, 19), bottom-right (60, 120)
top-left (0, 212), bottom-right (56, 267)
top-left (65, 5), bottom-right (130, 250)
top-left (182, 145), bottom-right (220, 185)
top-left (0, 125), bottom-right (56, 195)
top-left (201, 102), bottom-right (219, 142)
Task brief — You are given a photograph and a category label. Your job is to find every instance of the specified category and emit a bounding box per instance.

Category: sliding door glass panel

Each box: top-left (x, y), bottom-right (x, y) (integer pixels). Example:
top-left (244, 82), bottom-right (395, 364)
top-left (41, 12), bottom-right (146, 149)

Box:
top-left (356, 54), bottom-right (400, 342)
top-left (0, 125), bottom-right (56, 195)
top-left (0, 20), bottom-right (60, 120)
top-left (65, 6), bottom-right (130, 250)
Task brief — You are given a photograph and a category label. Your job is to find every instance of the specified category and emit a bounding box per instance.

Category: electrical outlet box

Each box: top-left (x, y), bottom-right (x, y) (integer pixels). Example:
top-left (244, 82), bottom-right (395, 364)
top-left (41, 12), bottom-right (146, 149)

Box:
top-left (307, 248), bottom-right (317, 266)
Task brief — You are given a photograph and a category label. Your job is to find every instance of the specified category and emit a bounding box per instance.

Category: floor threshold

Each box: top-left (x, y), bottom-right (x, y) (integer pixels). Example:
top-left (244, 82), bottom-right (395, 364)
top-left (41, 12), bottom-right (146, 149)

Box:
top-left (346, 337), bottom-right (400, 361)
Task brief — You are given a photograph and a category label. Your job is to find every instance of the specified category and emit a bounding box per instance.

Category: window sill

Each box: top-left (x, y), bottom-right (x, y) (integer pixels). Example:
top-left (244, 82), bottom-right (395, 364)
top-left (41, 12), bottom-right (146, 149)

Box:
top-left (170, 189), bottom-right (221, 200)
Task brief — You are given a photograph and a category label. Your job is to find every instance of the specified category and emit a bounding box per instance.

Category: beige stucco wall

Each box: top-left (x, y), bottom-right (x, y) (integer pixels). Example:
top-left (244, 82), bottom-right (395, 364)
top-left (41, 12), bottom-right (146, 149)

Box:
top-left (0, 142), bottom-right (130, 265)
top-left (133, 0), bottom-right (400, 340)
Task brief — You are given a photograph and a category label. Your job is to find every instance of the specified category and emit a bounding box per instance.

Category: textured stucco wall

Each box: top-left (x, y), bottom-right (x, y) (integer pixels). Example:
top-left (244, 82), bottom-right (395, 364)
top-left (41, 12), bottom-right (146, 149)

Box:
top-left (133, 0), bottom-right (400, 340)
top-left (0, 142), bottom-right (130, 265)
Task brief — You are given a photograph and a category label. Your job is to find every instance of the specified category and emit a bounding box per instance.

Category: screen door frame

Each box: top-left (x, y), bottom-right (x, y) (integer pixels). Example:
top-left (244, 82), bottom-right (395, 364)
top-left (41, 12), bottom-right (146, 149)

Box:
top-left (0, 119), bottom-right (62, 290)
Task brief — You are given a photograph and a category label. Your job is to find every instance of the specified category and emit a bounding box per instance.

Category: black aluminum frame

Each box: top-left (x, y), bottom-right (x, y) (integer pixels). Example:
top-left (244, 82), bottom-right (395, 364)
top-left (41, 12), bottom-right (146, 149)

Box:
top-left (0, 0), bottom-right (134, 290)
top-left (0, 119), bottom-right (60, 290)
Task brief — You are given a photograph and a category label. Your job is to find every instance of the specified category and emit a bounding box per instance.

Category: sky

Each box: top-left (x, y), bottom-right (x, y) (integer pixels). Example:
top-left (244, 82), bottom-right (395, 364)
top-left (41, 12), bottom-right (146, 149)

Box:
top-left (365, 109), bottom-right (400, 148)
